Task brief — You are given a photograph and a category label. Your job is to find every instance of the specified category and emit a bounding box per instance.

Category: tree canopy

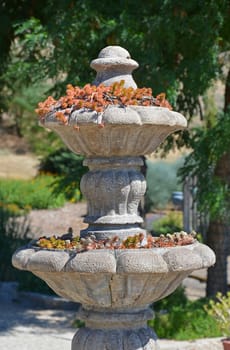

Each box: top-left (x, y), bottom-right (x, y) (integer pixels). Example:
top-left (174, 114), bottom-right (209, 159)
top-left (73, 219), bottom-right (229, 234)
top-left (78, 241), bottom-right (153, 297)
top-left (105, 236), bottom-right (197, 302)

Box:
top-left (1, 0), bottom-right (228, 116)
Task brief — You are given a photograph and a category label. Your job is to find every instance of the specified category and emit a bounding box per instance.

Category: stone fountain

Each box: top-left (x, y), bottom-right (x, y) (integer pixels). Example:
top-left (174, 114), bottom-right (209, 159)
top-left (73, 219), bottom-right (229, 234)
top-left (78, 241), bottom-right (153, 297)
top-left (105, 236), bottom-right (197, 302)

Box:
top-left (12, 46), bottom-right (215, 350)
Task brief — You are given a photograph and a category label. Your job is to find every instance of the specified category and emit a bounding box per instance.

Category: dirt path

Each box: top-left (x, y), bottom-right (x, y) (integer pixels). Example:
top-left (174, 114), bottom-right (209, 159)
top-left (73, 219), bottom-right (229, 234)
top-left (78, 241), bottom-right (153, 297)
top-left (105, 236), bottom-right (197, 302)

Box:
top-left (0, 152), bottom-right (39, 179)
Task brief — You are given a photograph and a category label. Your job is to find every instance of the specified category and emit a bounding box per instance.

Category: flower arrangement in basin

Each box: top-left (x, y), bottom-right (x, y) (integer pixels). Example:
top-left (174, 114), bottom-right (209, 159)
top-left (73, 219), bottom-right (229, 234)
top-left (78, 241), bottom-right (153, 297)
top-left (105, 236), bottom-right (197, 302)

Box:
top-left (36, 80), bottom-right (173, 126)
top-left (35, 78), bottom-right (186, 157)
top-left (35, 230), bottom-right (197, 251)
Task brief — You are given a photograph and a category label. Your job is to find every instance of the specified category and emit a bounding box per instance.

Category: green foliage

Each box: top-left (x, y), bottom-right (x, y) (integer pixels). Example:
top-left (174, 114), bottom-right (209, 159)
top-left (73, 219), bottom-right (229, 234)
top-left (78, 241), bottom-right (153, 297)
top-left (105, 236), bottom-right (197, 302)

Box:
top-left (39, 148), bottom-right (85, 177)
top-left (39, 148), bottom-right (87, 201)
top-left (0, 205), bottom-right (54, 294)
top-left (153, 286), bottom-right (188, 312)
top-left (15, 84), bottom-right (62, 155)
top-left (72, 319), bottom-right (85, 329)
top-left (4, 81), bottom-right (62, 155)
top-left (205, 292), bottom-right (230, 336)
top-left (0, 175), bottom-right (66, 210)
top-left (1, 1), bottom-right (228, 113)
top-left (0, 1), bottom-right (229, 156)
top-left (148, 287), bottom-right (221, 340)
top-left (146, 158), bottom-right (184, 211)
top-left (0, 205), bottom-right (31, 281)
top-left (152, 211), bottom-right (183, 235)
top-left (17, 271), bottom-right (55, 295)
top-left (179, 110), bottom-right (230, 220)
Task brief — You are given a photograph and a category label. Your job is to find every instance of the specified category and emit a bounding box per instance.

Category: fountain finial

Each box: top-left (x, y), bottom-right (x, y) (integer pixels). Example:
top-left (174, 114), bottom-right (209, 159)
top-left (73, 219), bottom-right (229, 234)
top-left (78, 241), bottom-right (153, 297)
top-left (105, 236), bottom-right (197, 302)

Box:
top-left (90, 45), bottom-right (139, 88)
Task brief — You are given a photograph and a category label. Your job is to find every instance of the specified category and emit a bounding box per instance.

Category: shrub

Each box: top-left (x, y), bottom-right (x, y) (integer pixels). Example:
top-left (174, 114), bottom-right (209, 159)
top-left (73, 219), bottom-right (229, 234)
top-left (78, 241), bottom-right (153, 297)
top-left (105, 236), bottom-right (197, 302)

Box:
top-left (145, 158), bottom-right (184, 211)
top-left (0, 205), bottom-right (31, 281)
top-left (0, 175), bottom-right (66, 210)
top-left (205, 292), bottom-right (230, 336)
top-left (17, 271), bottom-right (55, 295)
top-left (0, 205), bottom-right (54, 294)
top-left (148, 287), bottom-right (221, 340)
top-left (152, 211), bottom-right (183, 235)
top-left (39, 148), bottom-right (87, 202)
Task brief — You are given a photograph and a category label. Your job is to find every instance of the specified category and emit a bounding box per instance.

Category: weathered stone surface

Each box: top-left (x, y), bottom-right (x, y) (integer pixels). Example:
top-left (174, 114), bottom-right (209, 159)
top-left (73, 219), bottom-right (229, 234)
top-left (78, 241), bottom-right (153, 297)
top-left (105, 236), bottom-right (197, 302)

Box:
top-left (81, 168), bottom-right (145, 222)
top-left (26, 250), bottom-right (70, 272)
top-left (72, 325), bottom-right (158, 350)
top-left (12, 242), bottom-right (215, 310)
top-left (71, 309), bottom-right (158, 350)
top-left (13, 242), bottom-right (214, 275)
top-left (80, 156), bottom-right (146, 238)
top-left (65, 250), bottom-right (116, 273)
top-left (12, 247), bottom-right (35, 270)
top-left (193, 243), bottom-right (216, 268)
top-left (162, 247), bottom-right (203, 272)
top-left (116, 249), bottom-right (168, 273)
top-left (78, 306), bottom-right (153, 329)
top-left (80, 225), bottom-right (146, 240)
top-left (90, 46), bottom-right (139, 88)
top-left (44, 106), bottom-right (187, 157)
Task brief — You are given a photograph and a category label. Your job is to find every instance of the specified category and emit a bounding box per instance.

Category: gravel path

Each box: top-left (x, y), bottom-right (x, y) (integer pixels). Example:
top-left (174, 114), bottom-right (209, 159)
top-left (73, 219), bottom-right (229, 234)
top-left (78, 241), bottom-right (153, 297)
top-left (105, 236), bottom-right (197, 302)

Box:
top-left (27, 202), bottom-right (88, 239)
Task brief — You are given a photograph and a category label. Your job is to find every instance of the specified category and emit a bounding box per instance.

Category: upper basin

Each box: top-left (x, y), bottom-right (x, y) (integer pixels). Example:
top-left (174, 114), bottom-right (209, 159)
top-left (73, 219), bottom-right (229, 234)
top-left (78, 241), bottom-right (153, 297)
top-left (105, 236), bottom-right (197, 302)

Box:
top-left (43, 105), bottom-right (187, 157)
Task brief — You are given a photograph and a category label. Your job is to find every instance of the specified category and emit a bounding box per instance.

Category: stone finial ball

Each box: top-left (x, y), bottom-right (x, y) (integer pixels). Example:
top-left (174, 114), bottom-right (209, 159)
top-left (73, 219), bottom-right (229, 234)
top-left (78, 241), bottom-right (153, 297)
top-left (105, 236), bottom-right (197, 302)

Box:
top-left (98, 46), bottom-right (131, 59)
top-left (90, 45), bottom-right (139, 87)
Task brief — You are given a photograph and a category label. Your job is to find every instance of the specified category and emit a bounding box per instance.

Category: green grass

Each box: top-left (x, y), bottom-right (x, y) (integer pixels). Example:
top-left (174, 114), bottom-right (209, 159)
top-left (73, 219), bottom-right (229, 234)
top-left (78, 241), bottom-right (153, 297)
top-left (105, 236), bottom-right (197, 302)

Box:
top-left (0, 175), bottom-right (66, 210)
top-left (148, 287), bottom-right (222, 340)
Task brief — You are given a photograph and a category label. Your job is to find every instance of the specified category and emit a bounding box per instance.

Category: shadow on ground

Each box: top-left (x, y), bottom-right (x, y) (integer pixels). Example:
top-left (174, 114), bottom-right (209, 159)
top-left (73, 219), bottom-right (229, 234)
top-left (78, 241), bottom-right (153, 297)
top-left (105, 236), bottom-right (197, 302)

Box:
top-left (0, 298), bottom-right (76, 334)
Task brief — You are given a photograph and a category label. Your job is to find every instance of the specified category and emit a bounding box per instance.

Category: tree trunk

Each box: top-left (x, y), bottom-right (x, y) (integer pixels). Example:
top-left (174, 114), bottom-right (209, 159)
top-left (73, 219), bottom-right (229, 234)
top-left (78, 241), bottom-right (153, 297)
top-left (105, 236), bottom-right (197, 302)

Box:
top-left (224, 69), bottom-right (230, 114)
top-left (15, 110), bottom-right (23, 138)
top-left (206, 69), bottom-right (230, 296)
top-left (206, 153), bottom-right (230, 296)
top-left (206, 219), bottom-right (229, 296)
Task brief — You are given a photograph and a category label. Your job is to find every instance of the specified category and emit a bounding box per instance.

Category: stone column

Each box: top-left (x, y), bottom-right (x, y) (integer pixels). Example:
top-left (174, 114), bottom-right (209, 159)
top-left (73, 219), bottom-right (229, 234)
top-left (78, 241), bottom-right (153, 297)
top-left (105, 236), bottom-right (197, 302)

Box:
top-left (80, 156), bottom-right (146, 239)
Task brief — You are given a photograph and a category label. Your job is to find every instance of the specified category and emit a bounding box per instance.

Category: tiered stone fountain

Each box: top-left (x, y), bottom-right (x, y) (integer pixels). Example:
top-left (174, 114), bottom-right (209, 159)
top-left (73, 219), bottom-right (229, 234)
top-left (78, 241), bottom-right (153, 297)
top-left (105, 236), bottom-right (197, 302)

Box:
top-left (12, 46), bottom-right (215, 350)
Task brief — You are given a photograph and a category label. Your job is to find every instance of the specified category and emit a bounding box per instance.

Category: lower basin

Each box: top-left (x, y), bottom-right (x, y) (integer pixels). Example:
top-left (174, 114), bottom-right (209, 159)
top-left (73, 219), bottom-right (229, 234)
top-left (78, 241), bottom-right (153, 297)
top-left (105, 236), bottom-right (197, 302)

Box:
top-left (12, 239), bottom-right (215, 350)
top-left (12, 241), bottom-right (215, 309)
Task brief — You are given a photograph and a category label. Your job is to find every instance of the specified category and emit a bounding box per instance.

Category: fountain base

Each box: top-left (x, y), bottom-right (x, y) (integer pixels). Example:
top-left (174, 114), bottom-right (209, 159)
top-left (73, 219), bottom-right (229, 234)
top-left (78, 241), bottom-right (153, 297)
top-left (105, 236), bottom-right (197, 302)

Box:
top-left (72, 306), bottom-right (158, 350)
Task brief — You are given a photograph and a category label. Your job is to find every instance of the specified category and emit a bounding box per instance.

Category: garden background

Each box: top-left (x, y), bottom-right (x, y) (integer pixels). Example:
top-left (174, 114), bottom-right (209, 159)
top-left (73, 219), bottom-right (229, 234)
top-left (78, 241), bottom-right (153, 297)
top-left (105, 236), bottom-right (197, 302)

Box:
top-left (0, 0), bottom-right (229, 342)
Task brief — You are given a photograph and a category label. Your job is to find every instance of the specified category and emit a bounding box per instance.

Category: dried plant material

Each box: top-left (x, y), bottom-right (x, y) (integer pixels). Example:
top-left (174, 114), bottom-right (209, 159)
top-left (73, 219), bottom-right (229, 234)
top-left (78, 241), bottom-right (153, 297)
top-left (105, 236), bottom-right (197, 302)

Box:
top-left (35, 80), bottom-right (172, 125)
top-left (35, 230), bottom-right (196, 252)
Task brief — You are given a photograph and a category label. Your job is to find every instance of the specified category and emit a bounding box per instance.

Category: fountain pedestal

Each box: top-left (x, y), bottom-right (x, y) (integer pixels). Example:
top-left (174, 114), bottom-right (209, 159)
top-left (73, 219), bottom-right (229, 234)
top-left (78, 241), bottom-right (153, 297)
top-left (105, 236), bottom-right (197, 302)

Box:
top-left (81, 156), bottom-right (146, 239)
top-left (73, 307), bottom-right (158, 350)
top-left (12, 46), bottom-right (215, 350)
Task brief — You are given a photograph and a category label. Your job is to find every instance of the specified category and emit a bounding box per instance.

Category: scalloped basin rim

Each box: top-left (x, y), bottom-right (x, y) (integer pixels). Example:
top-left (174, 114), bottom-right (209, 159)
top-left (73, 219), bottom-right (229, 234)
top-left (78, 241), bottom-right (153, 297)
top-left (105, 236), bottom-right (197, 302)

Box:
top-left (28, 240), bottom-right (198, 254)
top-left (12, 240), bottom-right (216, 275)
top-left (44, 105), bottom-right (187, 128)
